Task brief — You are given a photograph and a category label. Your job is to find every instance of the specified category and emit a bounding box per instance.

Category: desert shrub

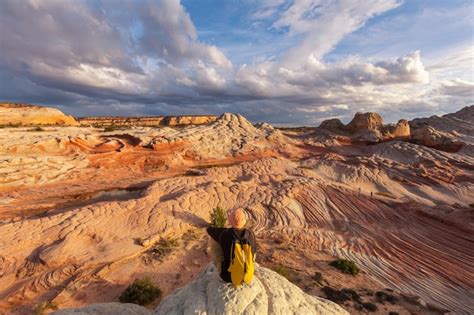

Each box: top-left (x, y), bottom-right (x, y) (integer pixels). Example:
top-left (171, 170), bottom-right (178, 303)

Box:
top-left (144, 237), bottom-right (179, 263)
top-left (103, 125), bottom-right (121, 132)
top-left (362, 302), bottom-right (378, 312)
top-left (322, 287), bottom-right (361, 304)
top-left (329, 259), bottom-right (360, 276)
top-left (33, 301), bottom-right (57, 315)
top-left (312, 272), bottom-right (323, 282)
top-left (376, 291), bottom-right (398, 304)
top-left (388, 312), bottom-right (400, 315)
top-left (28, 126), bottom-right (45, 132)
top-left (119, 277), bottom-right (162, 305)
top-left (272, 265), bottom-right (290, 279)
top-left (363, 288), bottom-right (374, 296)
top-left (209, 206), bottom-right (226, 228)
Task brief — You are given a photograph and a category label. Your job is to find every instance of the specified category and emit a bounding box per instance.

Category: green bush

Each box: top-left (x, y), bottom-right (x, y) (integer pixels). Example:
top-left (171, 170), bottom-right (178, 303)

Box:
top-left (119, 277), bottom-right (162, 305)
top-left (312, 272), bottom-right (323, 282)
top-left (272, 264), bottom-right (290, 279)
top-left (329, 259), bottom-right (360, 276)
top-left (362, 302), bottom-right (377, 312)
top-left (28, 126), bottom-right (45, 132)
top-left (103, 126), bottom-right (121, 132)
top-left (209, 206), bottom-right (226, 227)
top-left (376, 291), bottom-right (398, 304)
top-left (144, 237), bottom-right (179, 262)
top-left (322, 287), bottom-right (361, 304)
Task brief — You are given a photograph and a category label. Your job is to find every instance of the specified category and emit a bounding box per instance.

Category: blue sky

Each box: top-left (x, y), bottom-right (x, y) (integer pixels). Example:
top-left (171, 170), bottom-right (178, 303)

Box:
top-left (0, 0), bottom-right (472, 125)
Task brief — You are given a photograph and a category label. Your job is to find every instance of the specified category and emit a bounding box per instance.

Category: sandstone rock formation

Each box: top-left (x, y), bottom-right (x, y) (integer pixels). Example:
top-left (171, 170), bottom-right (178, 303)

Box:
top-left (409, 105), bottom-right (473, 152)
top-left (78, 115), bottom-right (217, 127)
top-left (0, 103), bottom-right (78, 126)
top-left (53, 264), bottom-right (348, 315)
top-left (0, 108), bottom-right (473, 314)
top-left (318, 112), bottom-right (410, 142)
top-left (156, 264), bottom-right (347, 315)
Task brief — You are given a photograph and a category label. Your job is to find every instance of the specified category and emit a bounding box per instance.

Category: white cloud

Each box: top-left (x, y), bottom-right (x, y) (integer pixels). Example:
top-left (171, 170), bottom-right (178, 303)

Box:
top-left (269, 0), bottom-right (402, 68)
top-left (0, 0), bottom-right (471, 125)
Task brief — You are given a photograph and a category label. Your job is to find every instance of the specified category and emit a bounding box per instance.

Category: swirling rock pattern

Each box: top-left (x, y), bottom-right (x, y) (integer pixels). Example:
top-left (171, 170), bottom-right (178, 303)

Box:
top-left (0, 107), bottom-right (473, 314)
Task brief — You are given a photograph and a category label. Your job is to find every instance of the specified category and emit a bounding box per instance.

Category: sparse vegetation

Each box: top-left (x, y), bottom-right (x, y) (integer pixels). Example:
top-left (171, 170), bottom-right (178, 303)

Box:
top-left (209, 206), bottom-right (226, 228)
top-left (322, 286), bottom-right (361, 304)
top-left (119, 277), bottom-right (162, 305)
top-left (312, 272), bottom-right (323, 283)
top-left (362, 302), bottom-right (378, 312)
top-left (27, 126), bottom-right (45, 132)
top-left (102, 125), bottom-right (123, 132)
top-left (376, 291), bottom-right (398, 304)
top-left (33, 301), bottom-right (58, 315)
top-left (329, 259), bottom-right (360, 276)
top-left (272, 264), bottom-right (290, 279)
top-left (143, 236), bottom-right (179, 263)
top-left (0, 123), bottom-right (21, 128)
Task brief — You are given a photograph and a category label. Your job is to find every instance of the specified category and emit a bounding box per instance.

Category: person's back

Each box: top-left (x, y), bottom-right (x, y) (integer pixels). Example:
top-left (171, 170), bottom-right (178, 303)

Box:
top-left (206, 208), bottom-right (257, 284)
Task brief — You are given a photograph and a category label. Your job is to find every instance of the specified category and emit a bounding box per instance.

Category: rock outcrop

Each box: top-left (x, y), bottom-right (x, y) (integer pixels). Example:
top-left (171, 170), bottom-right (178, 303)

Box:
top-left (319, 112), bottom-right (410, 142)
top-left (0, 103), bottom-right (78, 126)
top-left (52, 264), bottom-right (348, 315)
top-left (78, 115), bottom-right (217, 126)
top-left (409, 105), bottom-right (473, 152)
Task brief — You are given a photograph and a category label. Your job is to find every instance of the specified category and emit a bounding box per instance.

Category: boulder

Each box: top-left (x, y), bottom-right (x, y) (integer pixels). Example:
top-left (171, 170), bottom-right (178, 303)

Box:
top-left (155, 264), bottom-right (348, 315)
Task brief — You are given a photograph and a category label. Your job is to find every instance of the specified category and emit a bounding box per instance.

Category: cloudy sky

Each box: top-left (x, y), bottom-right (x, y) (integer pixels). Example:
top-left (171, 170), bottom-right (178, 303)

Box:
top-left (0, 0), bottom-right (472, 125)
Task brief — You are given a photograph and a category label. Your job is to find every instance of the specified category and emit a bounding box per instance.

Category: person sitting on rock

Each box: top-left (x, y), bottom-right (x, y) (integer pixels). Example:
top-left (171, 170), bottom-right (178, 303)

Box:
top-left (206, 208), bottom-right (257, 285)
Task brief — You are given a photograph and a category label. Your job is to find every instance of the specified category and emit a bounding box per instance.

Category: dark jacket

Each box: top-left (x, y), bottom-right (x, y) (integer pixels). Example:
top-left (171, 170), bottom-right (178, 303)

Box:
top-left (206, 227), bottom-right (257, 283)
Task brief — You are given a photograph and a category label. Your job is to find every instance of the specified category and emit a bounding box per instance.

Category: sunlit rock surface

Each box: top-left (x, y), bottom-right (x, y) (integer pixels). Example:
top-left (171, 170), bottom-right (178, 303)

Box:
top-left (0, 106), bottom-right (473, 314)
top-left (0, 103), bottom-right (78, 126)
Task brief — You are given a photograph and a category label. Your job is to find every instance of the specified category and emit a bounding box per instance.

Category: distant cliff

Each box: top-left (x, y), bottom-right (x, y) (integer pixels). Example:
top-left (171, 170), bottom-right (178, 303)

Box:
top-left (77, 115), bottom-right (217, 126)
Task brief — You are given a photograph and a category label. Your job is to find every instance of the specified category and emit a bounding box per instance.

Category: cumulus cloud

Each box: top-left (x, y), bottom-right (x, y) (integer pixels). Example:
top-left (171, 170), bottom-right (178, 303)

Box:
top-left (0, 0), bottom-right (471, 125)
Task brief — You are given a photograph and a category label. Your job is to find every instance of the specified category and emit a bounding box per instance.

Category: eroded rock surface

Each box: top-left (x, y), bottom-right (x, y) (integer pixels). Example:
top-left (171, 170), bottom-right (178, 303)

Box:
top-left (157, 264), bottom-right (348, 315)
top-left (0, 108), bottom-right (473, 314)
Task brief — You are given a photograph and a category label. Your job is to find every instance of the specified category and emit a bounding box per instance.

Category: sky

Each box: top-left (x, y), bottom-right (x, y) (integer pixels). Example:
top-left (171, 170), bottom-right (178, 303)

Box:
top-left (0, 0), bottom-right (473, 125)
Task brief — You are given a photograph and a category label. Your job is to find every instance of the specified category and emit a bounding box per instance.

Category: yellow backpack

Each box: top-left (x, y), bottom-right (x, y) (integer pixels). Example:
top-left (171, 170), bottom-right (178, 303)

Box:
top-left (227, 229), bottom-right (255, 287)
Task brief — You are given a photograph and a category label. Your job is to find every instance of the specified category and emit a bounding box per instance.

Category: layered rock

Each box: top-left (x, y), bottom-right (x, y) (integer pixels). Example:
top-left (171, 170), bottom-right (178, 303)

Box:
top-left (53, 264), bottom-right (348, 315)
top-left (409, 105), bottom-right (473, 152)
top-left (0, 103), bottom-right (78, 126)
top-left (78, 115), bottom-right (217, 126)
top-left (318, 112), bottom-right (410, 142)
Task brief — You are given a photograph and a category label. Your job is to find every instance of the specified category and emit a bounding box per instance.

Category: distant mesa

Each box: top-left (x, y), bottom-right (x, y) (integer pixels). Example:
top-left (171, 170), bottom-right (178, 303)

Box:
top-left (0, 102), bottom-right (78, 126)
top-left (77, 115), bottom-right (217, 127)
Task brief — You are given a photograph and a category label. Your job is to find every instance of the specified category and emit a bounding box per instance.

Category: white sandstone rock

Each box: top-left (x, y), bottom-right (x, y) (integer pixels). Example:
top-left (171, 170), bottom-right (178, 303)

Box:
top-left (155, 264), bottom-right (348, 315)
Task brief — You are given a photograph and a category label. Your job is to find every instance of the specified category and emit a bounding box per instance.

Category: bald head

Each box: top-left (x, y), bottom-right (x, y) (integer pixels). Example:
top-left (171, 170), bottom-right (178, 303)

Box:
top-left (228, 208), bottom-right (246, 229)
